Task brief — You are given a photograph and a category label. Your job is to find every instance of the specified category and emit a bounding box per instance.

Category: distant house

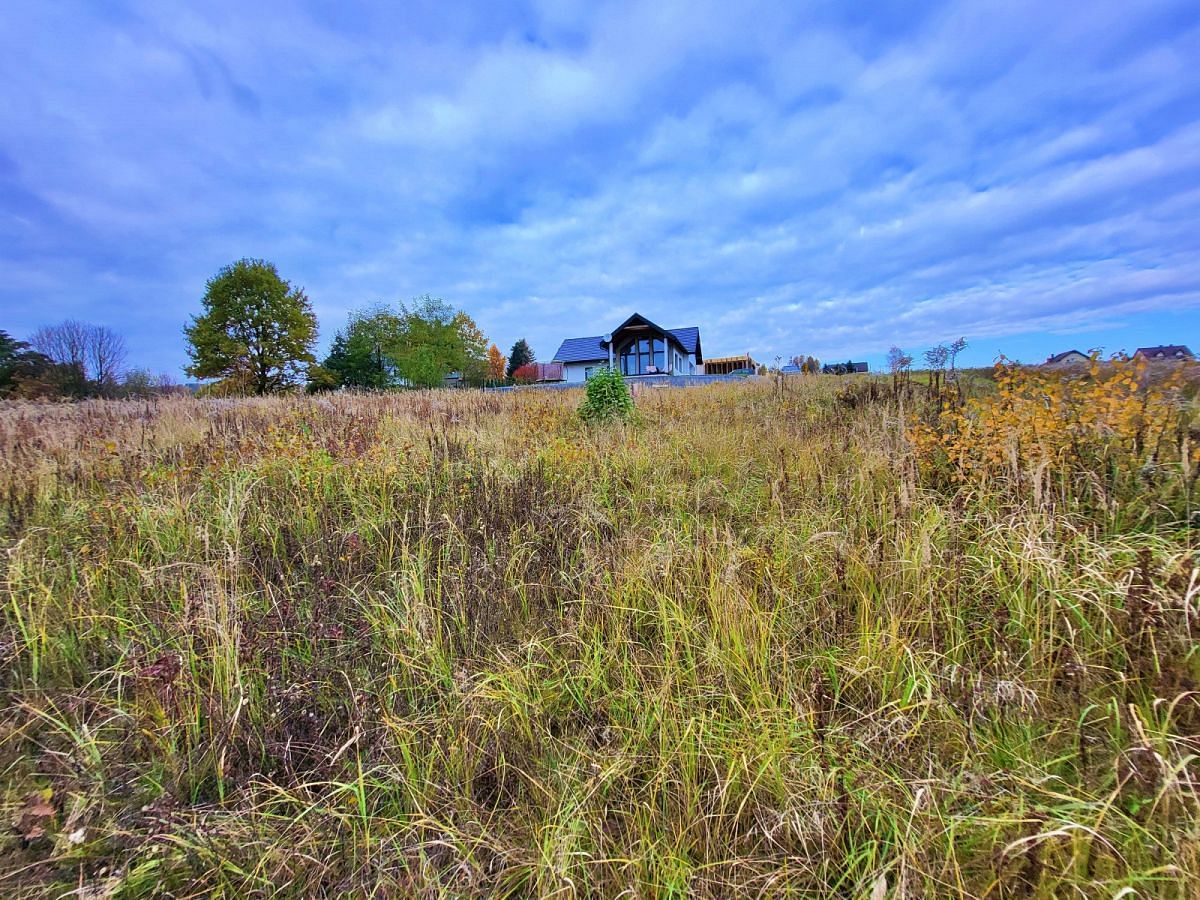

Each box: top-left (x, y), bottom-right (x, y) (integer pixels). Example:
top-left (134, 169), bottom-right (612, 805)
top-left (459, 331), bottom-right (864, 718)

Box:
top-left (822, 361), bottom-right (868, 375)
top-left (1043, 350), bottom-right (1089, 369)
top-left (1134, 345), bottom-right (1194, 362)
top-left (780, 363), bottom-right (803, 374)
top-left (551, 312), bottom-right (703, 383)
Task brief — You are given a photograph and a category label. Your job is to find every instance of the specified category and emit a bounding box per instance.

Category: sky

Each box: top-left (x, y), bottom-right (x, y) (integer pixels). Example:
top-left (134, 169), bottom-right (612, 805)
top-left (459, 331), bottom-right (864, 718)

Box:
top-left (2, 0), bottom-right (1199, 376)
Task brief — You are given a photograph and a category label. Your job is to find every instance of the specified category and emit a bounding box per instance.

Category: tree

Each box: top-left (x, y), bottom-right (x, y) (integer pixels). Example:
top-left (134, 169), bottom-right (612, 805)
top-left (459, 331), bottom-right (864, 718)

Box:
top-left (109, 369), bottom-right (181, 399)
top-left (184, 259), bottom-right (317, 395)
top-left (315, 298), bottom-right (494, 392)
top-left (320, 306), bottom-right (405, 390)
top-left (305, 364), bottom-right (341, 393)
top-left (487, 344), bottom-right (507, 381)
top-left (792, 355), bottom-right (821, 374)
top-left (29, 320), bottom-right (87, 391)
top-left (506, 339), bottom-right (533, 378)
top-left (512, 362), bottom-right (539, 384)
top-left (390, 295), bottom-right (468, 389)
top-left (0, 330), bottom-right (29, 396)
top-left (86, 325), bottom-right (127, 393)
top-left (452, 311), bottom-right (489, 386)
top-left (30, 319), bottom-right (126, 397)
top-left (0, 330), bottom-right (61, 398)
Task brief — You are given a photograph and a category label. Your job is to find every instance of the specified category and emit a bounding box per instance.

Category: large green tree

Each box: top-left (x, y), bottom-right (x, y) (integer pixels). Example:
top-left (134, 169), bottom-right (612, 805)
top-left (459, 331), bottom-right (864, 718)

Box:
top-left (313, 297), bottom-right (492, 391)
top-left (319, 305), bottom-right (406, 390)
top-left (506, 338), bottom-right (534, 378)
top-left (391, 295), bottom-right (466, 389)
top-left (184, 259), bottom-right (317, 395)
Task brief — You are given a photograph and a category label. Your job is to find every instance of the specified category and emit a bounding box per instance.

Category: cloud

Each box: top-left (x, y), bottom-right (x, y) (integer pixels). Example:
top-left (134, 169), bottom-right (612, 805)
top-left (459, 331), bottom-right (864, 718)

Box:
top-left (0, 0), bottom-right (1198, 374)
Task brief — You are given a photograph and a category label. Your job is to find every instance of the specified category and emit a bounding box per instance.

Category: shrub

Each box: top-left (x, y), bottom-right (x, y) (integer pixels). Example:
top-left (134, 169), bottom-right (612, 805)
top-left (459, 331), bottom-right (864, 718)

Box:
top-left (512, 362), bottom-right (539, 384)
top-left (909, 353), bottom-right (1193, 507)
top-left (578, 365), bottom-right (633, 423)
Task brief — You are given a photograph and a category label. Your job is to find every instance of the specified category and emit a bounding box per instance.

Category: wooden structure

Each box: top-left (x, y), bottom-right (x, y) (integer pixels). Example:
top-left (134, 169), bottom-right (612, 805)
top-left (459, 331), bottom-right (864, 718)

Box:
top-left (703, 354), bottom-right (757, 375)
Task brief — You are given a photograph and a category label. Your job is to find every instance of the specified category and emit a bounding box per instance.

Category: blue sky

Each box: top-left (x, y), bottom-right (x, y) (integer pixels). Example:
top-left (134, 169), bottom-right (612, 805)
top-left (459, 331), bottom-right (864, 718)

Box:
top-left (2, 0), bottom-right (1199, 375)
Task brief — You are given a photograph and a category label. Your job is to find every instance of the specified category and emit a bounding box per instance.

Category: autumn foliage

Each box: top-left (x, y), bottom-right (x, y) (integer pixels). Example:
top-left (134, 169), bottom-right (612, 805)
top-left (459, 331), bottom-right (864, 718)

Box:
top-left (910, 354), bottom-right (1195, 507)
top-left (486, 343), bottom-right (507, 381)
top-left (511, 362), bottom-right (539, 383)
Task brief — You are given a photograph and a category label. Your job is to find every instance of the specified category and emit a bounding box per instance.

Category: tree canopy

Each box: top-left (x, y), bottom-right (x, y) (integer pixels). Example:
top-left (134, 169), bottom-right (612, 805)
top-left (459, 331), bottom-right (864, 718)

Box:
top-left (487, 344), bottom-right (507, 381)
top-left (0, 330), bottom-right (60, 398)
top-left (390, 296), bottom-right (469, 389)
top-left (185, 259), bottom-right (317, 395)
top-left (320, 305), bottom-right (406, 390)
top-left (314, 296), bottom-right (491, 391)
top-left (451, 311), bottom-right (490, 386)
top-left (506, 339), bottom-right (534, 378)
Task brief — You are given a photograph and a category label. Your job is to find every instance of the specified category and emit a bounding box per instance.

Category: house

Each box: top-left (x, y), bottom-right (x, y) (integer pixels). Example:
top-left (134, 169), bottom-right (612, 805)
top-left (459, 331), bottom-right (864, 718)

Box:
top-left (704, 354), bottom-right (758, 375)
top-left (551, 312), bottom-right (703, 383)
top-left (1043, 350), bottom-right (1089, 369)
top-left (780, 363), bottom-right (803, 374)
top-left (1134, 345), bottom-right (1194, 362)
top-left (822, 361), bottom-right (869, 375)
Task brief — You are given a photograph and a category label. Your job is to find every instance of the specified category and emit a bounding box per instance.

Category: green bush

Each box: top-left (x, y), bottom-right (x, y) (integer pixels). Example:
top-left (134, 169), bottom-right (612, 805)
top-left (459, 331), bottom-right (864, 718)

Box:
top-left (578, 366), bottom-right (634, 423)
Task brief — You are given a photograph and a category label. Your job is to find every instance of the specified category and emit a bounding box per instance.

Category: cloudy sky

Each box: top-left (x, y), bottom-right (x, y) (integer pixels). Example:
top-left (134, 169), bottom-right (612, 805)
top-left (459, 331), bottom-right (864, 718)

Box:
top-left (2, 0), bottom-right (1199, 374)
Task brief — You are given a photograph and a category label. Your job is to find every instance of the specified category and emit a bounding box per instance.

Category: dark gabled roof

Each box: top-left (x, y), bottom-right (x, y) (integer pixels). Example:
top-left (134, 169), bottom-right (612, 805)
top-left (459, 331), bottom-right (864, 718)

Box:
top-left (668, 326), bottom-right (700, 358)
top-left (551, 315), bottom-right (703, 364)
top-left (1045, 350), bottom-right (1087, 364)
top-left (1135, 345), bottom-right (1194, 359)
top-left (552, 335), bottom-right (608, 363)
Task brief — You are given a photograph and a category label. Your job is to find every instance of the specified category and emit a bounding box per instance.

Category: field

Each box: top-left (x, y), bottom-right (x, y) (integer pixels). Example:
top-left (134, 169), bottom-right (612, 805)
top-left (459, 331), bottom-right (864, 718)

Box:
top-left (1, 371), bottom-right (1198, 897)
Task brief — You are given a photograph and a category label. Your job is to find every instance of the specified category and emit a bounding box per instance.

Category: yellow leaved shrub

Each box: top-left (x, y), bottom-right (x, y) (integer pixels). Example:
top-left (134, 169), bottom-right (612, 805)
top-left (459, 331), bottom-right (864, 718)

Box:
top-left (909, 354), bottom-right (1194, 493)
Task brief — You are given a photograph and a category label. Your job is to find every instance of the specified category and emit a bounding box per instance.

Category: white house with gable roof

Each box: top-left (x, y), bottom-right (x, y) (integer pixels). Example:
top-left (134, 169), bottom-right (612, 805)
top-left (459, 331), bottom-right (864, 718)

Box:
top-left (550, 312), bottom-right (704, 383)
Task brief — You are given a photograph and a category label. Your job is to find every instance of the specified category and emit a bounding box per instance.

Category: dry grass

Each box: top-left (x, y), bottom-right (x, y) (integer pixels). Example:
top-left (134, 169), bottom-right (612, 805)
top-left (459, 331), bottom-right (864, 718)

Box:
top-left (0, 377), bottom-right (1197, 897)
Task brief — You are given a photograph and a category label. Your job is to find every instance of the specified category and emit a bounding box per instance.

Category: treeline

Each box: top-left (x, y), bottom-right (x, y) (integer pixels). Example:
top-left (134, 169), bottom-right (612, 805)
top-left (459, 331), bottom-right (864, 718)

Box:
top-left (1, 258), bottom-right (541, 401)
top-left (186, 258), bottom-right (537, 396)
top-left (307, 298), bottom-right (533, 393)
top-left (0, 323), bottom-right (182, 400)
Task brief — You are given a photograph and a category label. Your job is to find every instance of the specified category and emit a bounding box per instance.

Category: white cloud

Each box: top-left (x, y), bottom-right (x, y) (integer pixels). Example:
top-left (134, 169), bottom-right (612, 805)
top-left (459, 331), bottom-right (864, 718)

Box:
top-left (1, 0), bottom-right (1198, 372)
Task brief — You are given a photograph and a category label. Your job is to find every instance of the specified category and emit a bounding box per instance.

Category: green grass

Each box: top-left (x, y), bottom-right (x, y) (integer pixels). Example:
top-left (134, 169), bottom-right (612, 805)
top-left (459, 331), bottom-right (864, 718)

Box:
top-left (0, 378), bottom-right (1197, 897)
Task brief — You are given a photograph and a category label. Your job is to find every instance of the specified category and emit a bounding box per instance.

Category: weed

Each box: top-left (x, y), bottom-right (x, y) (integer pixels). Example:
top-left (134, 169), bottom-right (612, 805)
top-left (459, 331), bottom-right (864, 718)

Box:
top-left (0, 376), bottom-right (1197, 896)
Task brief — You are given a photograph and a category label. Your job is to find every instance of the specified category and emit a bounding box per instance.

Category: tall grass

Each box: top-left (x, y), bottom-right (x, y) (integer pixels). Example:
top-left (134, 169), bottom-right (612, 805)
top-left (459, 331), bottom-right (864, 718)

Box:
top-left (1, 376), bottom-right (1197, 897)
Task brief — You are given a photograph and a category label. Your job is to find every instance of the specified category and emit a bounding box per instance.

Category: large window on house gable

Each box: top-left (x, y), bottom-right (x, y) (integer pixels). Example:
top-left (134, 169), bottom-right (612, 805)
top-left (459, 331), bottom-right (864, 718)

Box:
top-left (620, 337), bottom-right (666, 375)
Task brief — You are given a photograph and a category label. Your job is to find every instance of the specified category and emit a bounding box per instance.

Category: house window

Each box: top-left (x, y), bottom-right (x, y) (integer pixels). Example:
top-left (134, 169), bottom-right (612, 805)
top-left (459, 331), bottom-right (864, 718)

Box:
top-left (620, 338), bottom-right (666, 375)
top-left (584, 366), bottom-right (595, 380)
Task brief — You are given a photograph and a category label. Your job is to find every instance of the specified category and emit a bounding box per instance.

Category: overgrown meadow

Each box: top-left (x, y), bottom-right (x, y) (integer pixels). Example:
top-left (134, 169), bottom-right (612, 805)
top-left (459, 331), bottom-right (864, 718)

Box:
top-left (2, 368), bottom-right (1198, 897)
